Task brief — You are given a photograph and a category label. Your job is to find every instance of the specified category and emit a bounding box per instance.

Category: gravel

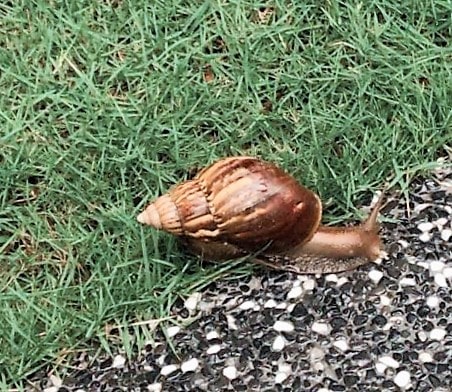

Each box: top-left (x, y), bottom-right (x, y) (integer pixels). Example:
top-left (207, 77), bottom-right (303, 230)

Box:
top-left (29, 163), bottom-right (451, 392)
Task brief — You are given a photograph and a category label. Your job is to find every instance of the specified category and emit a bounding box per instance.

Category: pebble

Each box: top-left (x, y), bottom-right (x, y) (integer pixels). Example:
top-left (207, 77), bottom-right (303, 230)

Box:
top-left (273, 320), bottom-right (294, 332)
top-left (380, 295), bottom-right (391, 306)
top-left (160, 364), bottom-right (178, 376)
top-left (112, 355), bottom-right (126, 368)
top-left (419, 232), bottom-right (432, 242)
top-left (181, 358), bottom-right (199, 373)
top-left (418, 222), bottom-right (434, 232)
top-left (184, 292), bottom-right (201, 311)
top-left (166, 326), bottom-right (181, 337)
top-left (264, 299), bottom-right (277, 308)
top-left (226, 314), bottom-right (238, 330)
top-left (49, 375), bottom-right (62, 387)
top-left (147, 383), bottom-right (162, 392)
top-left (430, 260), bottom-right (445, 273)
top-left (394, 370), bottom-right (411, 388)
top-left (333, 339), bottom-right (349, 352)
top-left (272, 335), bottom-right (285, 351)
top-left (399, 277), bottom-right (416, 286)
top-left (287, 285), bottom-right (303, 299)
top-left (275, 363), bottom-right (291, 383)
top-left (44, 388), bottom-right (59, 392)
top-left (274, 371), bottom-right (288, 383)
top-left (375, 362), bottom-right (387, 375)
top-left (206, 331), bottom-right (219, 340)
top-left (398, 239), bottom-right (409, 248)
top-left (418, 352), bottom-right (433, 363)
top-left (434, 273), bottom-right (448, 288)
top-left (206, 344), bottom-right (221, 355)
top-left (302, 278), bottom-right (316, 291)
top-left (239, 300), bottom-right (256, 310)
top-left (426, 295), bottom-right (439, 308)
top-left (443, 267), bottom-right (452, 279)
top-left (440, 228), bottom-right (452, 241)
top-left (378, 355), bottom-right (399, 368)
top-left (222, 365), bottom-right (238, 380)
top-left (368, 269), bottom-right (383, 283)
top-left (311, 321), bottom-right (330, 335)
top-left (429, 328), bottom-right (446, 341)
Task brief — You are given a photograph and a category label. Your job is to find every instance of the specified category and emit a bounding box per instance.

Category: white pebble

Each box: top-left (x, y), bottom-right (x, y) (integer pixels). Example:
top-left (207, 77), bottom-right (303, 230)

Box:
top-left (206, 330), bottom-right (219, 340)
top-left (368, 269), bottom-right (383, 284)
top-left (312, 321), bottom-right (330, 335)
top-left (275, 371), bottom-right (289, 383)
top-left (49, 375), bottom-right (62, 387)
top-left (418, 222), bottom-right (434, 232)
top-left (147, 383), bottom-right (162, 392)
top-left (380, 295), bottom-right (391, 306)
top-left (435, 217), bottom-right (448, 227)
top-left (434, 273), bottom-right (448, 288)
top-left (378, 355), bottom-right (399, 368)
top-left (417, 331), bottom-right (428, 342)
top-left (156, 355), bottom-right (166, 366)
top-left (184, 292), bottom-right (201, 311)
top-left (273, 320), bottom-right (295, 332)
top-left (278, 362), bottom-right (292, 374)
top-left (309, 346), bottom-right (325, 362)
top-left (160, 364), bottom-right (178, 376)
top-left (430, 260), bottom-right (445, 273)
top-left (226, 315), bottom-right (238, 330)
top-left (419, 232), bottom-right (432, 242)
top-left (333, 339), bottom-right (349, 352)
top-left (222, 365), bottom-right (238, 380)
top-left (442, 267), bottom-right (452, 279)
top-left (394, 370), bottom-right (411, 388)
top-left (181, 358), bottom-right (199, 373)
top-left (419, 352), bottom-right (433, 363)
top-left (441, 228), bottom-right (452, 241)
top-left (166, 326), bottom-right (180, 337)
top-left (325, 274), bottom-right (338, 282)
top-left (112, 354), bottom-right (126, 368)
top-left (375, 362), bottom-right (387, 375)
top-left (303, 278), bottom-right (316, 291)
top-left (429, 327), bottom-right (446, 341)
top-left (207, 344), bottom-right (221, 355)
top-left (287, 285), bottom-right (303, 299)
top-left (239, 300), bottom-right (255, 310)
top-left (417, 261), bottom-right (430, 270)
top-left (398, 239), bottom-right (409, 248)
top-left (44, 388), bottom-right (58, 392)
top-left (336, 276), bottom-right (349, 287)
top-left (414, 203), bottom-right (431, 213)
top-left (264, 299), bottom-right (277, 308)
top-left (399, 277), bottom-right (416, 286)
top-left (426, 295), bottom-right (439, 308)
top-left (272, 335), bottom-right (286, 351)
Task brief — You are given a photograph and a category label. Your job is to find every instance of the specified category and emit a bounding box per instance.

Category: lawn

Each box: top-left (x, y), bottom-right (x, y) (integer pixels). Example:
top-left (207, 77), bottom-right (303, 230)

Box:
top-left (0, 0), bottom-right (451, 387)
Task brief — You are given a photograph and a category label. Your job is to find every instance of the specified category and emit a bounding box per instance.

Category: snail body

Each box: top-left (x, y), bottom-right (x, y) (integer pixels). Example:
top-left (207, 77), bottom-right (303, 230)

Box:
top-left (137, 156), bottom-right (383, 274)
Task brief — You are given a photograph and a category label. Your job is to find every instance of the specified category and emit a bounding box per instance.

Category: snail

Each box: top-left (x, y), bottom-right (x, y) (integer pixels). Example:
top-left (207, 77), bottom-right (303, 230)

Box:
top-left (137, 156), bottom-right (384, 274)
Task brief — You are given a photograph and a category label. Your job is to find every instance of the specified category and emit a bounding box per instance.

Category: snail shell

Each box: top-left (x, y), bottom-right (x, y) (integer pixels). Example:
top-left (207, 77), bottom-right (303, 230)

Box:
top-left (137, 156), bottom-right (322, 253)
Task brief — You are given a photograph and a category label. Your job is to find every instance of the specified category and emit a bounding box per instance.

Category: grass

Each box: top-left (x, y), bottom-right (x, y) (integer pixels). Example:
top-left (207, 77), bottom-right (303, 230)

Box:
top-left (0, 0), bottom-right (451, 387)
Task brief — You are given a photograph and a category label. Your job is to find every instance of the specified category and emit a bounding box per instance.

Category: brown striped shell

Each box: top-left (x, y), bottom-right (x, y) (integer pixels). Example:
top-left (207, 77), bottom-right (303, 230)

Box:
top-left (137, 156), bottom-right (322, 255)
